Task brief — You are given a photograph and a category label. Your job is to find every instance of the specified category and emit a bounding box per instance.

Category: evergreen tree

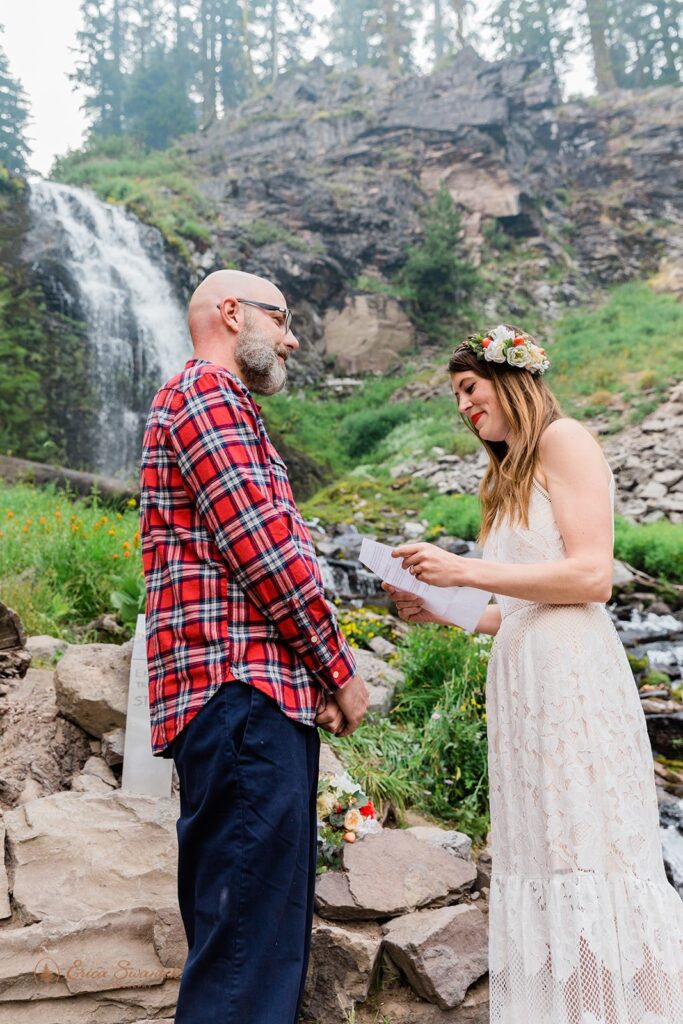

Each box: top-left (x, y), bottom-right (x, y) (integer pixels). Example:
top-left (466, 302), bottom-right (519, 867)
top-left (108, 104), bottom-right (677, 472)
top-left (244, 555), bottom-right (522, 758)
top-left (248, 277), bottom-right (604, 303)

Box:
top-left (489, 0), bottom-right (572, 78)
top-left (583, 0), bottom-right (618, 90)
top-left (125, 45), bottom-right (197, 146)
top-left (425, 0), bottom-right (474, 64)
top-left (325, 0), bottom-right (375, 68)
top-left (0, 38), bottom-right (31, 174)
top-left (400, 186), bottom-right (479, 328)
top-left (72, 0), bottom-right (128, 135)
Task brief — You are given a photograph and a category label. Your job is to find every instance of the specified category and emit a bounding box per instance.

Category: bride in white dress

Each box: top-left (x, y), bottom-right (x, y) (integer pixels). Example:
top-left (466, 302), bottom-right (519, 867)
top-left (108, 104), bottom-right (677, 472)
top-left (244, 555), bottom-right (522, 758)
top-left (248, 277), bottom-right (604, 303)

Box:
top-left (384, 325), bottom-right (683, 1024)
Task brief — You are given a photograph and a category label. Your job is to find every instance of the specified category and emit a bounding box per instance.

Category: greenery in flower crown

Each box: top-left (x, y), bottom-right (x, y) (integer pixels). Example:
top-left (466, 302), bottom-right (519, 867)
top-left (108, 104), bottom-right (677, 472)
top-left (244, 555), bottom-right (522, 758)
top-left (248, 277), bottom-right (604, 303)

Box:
top-left (466, 324), bottom-right (550, 375)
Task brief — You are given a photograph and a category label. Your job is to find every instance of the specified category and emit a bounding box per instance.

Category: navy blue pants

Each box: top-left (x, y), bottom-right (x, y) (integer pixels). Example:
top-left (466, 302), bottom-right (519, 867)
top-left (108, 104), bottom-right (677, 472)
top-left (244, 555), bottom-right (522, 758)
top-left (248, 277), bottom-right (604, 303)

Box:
top-left (170, 681), bottom-right (321, 1024)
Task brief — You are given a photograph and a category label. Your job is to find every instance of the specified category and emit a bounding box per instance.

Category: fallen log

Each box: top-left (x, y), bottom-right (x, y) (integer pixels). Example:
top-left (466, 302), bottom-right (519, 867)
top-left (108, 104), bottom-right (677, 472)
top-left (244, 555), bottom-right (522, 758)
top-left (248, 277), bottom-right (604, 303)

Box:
top-left (0, 455), bottom-right (137, 505)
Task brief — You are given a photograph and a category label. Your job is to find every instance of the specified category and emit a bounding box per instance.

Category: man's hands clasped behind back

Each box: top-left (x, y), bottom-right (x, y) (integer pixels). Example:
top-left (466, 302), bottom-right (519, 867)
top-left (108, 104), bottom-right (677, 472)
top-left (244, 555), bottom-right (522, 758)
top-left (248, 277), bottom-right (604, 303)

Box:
top-left (315, 673), bottom-right (369, 737)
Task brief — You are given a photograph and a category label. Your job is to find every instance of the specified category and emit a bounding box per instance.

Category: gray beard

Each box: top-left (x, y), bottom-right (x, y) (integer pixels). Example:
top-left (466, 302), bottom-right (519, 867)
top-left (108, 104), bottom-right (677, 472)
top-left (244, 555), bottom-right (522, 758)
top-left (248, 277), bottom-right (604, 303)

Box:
top-left (234, 320), bottom-right (288, 395)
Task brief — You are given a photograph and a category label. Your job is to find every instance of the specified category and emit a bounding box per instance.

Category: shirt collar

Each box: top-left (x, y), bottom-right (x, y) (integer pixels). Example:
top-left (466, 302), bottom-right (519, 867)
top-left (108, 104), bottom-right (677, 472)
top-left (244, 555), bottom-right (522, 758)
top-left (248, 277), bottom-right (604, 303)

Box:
top-left (185, 358), bottom-right (263, 412)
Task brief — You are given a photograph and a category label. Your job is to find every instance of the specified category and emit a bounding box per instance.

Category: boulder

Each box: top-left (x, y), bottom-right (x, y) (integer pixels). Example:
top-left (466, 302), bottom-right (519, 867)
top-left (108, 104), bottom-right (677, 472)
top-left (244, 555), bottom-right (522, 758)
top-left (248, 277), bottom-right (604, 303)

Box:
top-left (315, 830), bottom-right (477, 920)
top-left (101, 726), bottom-right (126, 767)
top-left (407, 826), bottom-right (473, 862)
top-left (54, 641), bottom-right (132, 738)
top-left (0, 603), bottom-right (30, 679)
top-left (25, 635), bottom-right (69, 664)
top-left (302, 916), bottom-right (382, 1024)
top-left (382, 904), bottom-right (489, 1010)
top-left (351, 647), bottom-right (403, 716)
top-left (3, 791), bottom-right (179, 925)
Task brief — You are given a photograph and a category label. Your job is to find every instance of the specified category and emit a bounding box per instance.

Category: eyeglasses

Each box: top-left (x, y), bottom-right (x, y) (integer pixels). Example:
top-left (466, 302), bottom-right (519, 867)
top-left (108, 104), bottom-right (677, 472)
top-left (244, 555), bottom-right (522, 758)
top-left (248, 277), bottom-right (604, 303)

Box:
top-left (216, 298), bottom-right (292, 335)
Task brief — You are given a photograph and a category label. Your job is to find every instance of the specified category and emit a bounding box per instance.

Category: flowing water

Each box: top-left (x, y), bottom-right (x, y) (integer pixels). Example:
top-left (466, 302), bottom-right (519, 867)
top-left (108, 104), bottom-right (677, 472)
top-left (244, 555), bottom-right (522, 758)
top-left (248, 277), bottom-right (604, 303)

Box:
top-left (27, 180), bottom-right (190, 478)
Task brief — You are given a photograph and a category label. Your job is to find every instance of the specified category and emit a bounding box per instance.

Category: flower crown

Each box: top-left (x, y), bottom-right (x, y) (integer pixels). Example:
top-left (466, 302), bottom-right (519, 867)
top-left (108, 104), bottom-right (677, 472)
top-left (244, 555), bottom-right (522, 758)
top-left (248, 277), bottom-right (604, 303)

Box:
top-left (465, 324), bottom-right (550, 375)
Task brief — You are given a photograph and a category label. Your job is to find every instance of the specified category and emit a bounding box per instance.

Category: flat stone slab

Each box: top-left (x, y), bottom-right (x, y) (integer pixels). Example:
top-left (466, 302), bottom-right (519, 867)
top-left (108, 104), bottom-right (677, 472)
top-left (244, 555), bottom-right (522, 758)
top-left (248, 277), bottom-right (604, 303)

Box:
top-left (315, 830), bottom-right (476, 920)
top-left (382, 904), bottom-right (489, 1010)
top-left (4, 791), bottom-right (179, 924)
top-left (350, 648), bottom-right (404, 716)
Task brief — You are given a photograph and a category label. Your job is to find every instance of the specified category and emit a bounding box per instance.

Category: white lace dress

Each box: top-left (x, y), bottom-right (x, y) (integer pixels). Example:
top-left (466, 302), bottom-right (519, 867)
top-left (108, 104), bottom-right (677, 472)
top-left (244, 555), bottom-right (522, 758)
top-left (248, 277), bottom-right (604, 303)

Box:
top-left (482, 472), bottom-right (683, 1024)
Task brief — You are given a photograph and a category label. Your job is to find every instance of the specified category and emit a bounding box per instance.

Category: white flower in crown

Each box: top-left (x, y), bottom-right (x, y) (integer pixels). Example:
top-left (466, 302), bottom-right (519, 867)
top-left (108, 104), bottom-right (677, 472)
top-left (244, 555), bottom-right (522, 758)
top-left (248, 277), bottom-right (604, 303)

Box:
top-left (506, 345), bottom-right (533, 368)
top-left (489, 324), bottom-right (516, 344)
top-left (486, 336), bottom-right (508, 363)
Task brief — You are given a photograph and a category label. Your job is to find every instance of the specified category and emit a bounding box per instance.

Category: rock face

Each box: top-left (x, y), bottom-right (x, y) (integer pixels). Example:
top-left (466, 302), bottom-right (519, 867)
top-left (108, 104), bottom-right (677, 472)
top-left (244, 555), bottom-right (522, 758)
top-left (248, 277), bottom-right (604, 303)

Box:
top-left (323, 293), bottom-right (415, 374)
top-left (54, 640), bottom-right (132, 737)
top-left (179, 50), bottom-right (683, 386)
top-left (382, 904), bottom-right (489, 1010)
top-left (316, 829), bottom-right (477, 920)
top-left (0, 667), bottom-right (90, 809)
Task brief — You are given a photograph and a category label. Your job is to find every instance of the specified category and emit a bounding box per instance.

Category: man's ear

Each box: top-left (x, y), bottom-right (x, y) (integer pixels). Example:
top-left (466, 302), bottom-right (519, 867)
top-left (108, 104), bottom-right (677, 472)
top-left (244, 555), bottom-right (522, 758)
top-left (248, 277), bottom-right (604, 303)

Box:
top-left (218, 297), bottom-right (240, 332)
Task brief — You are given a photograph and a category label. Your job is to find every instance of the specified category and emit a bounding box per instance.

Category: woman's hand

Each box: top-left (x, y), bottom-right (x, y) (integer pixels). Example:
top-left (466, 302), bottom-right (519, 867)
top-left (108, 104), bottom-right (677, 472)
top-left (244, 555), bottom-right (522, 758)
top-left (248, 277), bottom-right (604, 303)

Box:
top-left (381, 583), bottom-right (449, 624)
top-left (391, 542), bottom-right (474, 588)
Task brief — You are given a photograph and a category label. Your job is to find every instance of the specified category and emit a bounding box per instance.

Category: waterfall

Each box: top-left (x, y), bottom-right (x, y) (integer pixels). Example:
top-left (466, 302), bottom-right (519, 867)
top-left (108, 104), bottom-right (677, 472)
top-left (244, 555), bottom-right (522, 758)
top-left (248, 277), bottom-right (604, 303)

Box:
top-left (27, 180), bottom-right (190, 479)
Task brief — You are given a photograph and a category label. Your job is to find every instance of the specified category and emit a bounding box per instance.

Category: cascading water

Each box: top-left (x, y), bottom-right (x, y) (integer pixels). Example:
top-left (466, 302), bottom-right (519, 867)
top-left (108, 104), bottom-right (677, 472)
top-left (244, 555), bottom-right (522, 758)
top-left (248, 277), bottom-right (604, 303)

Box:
top-left (27, 180), bottom-right (190, 478)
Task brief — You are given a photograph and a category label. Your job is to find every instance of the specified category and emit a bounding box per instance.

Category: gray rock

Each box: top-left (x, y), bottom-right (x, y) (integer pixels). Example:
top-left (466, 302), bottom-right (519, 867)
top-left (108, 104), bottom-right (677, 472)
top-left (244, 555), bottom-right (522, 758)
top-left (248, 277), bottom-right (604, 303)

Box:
top-left (303, 916), bottom-right (382, 1024)
top-left (382, 904), bottom-right (489, 1010)
top-left (351, 648), bottom-right (403, 716)
top-left (25, 635), bottom-right (69, 663)
top-left (315, 830), bottom-right (477, 920)
top-left (101, 726), bottom-right (125, 767)
top-left (55, 641), bottom-right (132, 738)
top-left (407, 826), bottom-right (473, 862)
top-left (367, 635), bottom-right (398, 657)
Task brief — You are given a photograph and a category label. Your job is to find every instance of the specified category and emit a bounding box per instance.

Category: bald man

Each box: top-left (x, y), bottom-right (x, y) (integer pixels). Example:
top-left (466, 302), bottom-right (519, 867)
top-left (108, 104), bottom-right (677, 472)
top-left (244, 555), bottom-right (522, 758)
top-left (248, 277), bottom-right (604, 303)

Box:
top-left (139, 270), bottom-right (368, 1024)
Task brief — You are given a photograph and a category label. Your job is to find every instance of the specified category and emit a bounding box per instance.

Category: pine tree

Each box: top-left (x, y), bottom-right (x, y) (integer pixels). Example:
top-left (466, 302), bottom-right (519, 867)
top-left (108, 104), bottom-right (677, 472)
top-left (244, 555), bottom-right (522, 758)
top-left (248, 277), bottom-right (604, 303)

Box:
top-left (583, 0), bottom-right (618, 90)
top-left (426, 0), bottom-right (474, 64)
top-left (489, 0), bottom-right (572, 78)
top-left (325, 0), bottom-right (374, 68)
top-left (72, 0), bottom-right (128, 135)
top-left (400, 186), bottom-right (479, 328)
top-left (0, 39), bottom-right (31, 175)
top-left (125, 45), bottom-right (197, 146)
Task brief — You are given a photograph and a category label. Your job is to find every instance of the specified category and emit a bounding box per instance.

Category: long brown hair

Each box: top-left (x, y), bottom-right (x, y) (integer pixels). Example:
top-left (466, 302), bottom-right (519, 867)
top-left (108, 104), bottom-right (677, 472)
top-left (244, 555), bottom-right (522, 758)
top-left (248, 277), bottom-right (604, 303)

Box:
top-left (448, 328), bottom-right (563, 544)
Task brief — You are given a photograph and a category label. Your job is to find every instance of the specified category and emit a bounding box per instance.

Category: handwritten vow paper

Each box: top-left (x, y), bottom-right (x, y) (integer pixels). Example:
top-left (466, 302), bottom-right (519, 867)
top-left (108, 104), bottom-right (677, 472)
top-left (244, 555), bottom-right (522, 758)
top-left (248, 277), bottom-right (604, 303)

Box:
top-left (359, 538), bottom-right (492, 633)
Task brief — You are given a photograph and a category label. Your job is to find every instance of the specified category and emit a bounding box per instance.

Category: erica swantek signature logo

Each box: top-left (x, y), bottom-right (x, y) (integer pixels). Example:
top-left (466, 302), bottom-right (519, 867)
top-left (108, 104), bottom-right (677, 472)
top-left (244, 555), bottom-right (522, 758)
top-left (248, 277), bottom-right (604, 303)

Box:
top-left (34, 955), bottom-right (182, 985)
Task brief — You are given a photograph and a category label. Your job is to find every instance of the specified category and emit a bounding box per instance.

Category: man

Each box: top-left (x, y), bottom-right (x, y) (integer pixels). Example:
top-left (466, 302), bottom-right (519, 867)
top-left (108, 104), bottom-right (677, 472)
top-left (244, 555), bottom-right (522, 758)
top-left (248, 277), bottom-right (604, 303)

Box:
top-left (139, 269), bottom-right (369, 1024)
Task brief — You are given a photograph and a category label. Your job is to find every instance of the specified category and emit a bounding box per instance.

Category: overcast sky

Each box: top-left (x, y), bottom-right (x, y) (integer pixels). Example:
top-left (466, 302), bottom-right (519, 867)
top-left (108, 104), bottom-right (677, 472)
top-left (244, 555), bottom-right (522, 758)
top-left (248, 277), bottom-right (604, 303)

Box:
top-left (3, 1), bottom-right (594, 177)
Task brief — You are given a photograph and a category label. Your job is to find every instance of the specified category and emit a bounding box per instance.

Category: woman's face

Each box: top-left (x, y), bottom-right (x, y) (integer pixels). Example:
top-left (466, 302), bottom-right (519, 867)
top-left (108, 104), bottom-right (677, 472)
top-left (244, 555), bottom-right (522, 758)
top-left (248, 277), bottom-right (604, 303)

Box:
top-left (450, 370), bottom-right (512, 443)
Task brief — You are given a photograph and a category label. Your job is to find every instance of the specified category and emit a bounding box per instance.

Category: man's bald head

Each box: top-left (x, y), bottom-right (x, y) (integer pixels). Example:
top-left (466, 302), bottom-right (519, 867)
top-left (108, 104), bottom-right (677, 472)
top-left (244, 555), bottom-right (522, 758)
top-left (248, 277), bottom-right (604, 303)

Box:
top-left (187, 269), bottom-right (285, 341)
top-left (185, 268), bottom-right (299, 394)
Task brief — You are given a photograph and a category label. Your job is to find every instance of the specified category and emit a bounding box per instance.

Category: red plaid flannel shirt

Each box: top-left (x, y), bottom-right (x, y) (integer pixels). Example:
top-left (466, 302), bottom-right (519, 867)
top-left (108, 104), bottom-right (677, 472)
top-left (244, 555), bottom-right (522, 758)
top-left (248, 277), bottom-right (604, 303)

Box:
top-left (140, 358), bottom-right (357, 757)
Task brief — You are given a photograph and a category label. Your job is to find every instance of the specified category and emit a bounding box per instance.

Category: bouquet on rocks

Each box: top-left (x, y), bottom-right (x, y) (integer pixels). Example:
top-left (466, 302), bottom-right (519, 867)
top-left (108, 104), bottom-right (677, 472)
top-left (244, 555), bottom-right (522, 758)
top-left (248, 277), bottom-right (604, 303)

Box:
top-left (317, 770), bottom-right (381, 872)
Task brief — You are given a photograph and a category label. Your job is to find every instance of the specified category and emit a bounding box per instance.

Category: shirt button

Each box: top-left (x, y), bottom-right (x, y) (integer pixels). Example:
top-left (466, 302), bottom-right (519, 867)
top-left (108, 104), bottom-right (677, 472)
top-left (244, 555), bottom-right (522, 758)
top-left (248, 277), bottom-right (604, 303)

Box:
top-left (332, 671), bottom-right (339, 679)
top-left (310, 634), bottom-right (319, 643)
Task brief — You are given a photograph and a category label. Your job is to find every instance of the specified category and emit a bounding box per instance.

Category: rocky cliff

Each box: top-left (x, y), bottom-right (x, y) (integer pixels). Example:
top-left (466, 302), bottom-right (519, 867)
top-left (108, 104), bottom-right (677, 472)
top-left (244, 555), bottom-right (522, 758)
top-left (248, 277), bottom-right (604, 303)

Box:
top-left (173, 49), bottom-right (683, 380)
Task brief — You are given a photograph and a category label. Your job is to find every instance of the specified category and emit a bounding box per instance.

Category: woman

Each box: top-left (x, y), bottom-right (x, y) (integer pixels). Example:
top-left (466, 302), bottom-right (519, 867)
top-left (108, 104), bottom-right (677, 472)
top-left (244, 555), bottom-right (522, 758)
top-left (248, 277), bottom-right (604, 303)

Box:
top-left (384, 325), bottom-right (683, 1024)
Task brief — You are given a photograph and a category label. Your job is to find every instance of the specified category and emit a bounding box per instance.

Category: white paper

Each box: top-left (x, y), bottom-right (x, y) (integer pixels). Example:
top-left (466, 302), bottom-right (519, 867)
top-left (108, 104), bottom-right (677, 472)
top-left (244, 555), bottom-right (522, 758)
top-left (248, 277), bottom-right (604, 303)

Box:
top-left (359, 538), bottom-right (492, 633)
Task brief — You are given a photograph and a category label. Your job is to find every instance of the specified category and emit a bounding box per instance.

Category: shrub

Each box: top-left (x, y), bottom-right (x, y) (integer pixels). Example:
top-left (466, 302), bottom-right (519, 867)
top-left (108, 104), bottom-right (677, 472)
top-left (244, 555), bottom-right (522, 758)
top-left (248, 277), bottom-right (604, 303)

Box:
top-left (400, 186), bottom-right (480, 329)
top-left (340, 404), bottom-right (415, 460)
top-left (614, 517), bottom-right (683, 582)
top-left (422, 493), bottom-right (482, 541)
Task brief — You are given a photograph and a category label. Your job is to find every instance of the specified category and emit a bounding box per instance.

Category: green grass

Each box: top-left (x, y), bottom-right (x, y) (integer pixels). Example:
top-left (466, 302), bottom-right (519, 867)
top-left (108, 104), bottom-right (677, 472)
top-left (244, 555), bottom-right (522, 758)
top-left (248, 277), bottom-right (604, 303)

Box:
top-left (329, 624), bottom-right (493, 842)
top-left (0, 481), bottom-right (142, 639)
top-left (549, 281), bottom-right (683, 419)
top-left (51, 136), bottom-right (213, 257)
top-left (614, 517), bottom-right (683, 583)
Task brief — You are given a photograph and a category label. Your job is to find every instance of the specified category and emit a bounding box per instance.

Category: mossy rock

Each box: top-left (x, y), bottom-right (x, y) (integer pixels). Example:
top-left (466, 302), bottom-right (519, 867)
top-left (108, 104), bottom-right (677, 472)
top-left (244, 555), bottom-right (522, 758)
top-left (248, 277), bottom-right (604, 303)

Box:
top-left (627, 653), bottom-right (649, 675)
top-left (639, 670), bottom-right (671, 689)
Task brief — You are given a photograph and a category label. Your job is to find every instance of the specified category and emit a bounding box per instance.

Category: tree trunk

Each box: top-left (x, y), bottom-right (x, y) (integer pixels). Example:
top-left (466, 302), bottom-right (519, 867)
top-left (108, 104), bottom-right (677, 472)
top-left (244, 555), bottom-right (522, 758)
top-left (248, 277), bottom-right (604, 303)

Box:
top-left (584, 0), bottom-right (617, 92)
top-left (271, 0), bottom-right (279, 83)
top-left (433, 0), bottom-right (445, 60)
top-left (201, 0), bottom-right (217, 124)
top-left (451, 0), bottom-right (466, 48)
top-left (240, 0), bottom-right (256, 92)
top-left (111, 0), bottom-right (124, 132)
top-left (383, 0), bottom-right (401, 75)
